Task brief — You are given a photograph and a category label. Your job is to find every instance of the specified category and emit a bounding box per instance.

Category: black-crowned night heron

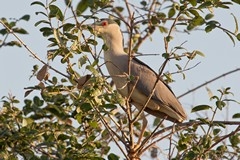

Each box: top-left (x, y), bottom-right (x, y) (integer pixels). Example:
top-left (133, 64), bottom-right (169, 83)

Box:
top-left (91, 19), bottom-right (187, 142)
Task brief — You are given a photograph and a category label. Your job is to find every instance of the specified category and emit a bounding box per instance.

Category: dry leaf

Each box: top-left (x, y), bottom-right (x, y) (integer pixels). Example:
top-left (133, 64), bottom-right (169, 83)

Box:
top-left (38, 81), bottom-right (45, 89)
top-left (77, 74), bottom-right (91, 89)
top-left (37, 64), bottom-right (48, 81)
top-left (44, 72), bottom-right (50, 81)
top-left (24, 89), bottom-right (33, 97)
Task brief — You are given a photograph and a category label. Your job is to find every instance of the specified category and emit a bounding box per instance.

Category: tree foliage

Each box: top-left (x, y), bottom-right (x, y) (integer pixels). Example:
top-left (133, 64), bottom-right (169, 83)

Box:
top-left (1, 0), bottom-right (240, 159)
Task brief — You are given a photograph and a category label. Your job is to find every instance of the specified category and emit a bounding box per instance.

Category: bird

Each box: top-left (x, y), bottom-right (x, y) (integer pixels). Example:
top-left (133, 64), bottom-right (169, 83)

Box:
top-left (91, 19), bottom-right (187, 143)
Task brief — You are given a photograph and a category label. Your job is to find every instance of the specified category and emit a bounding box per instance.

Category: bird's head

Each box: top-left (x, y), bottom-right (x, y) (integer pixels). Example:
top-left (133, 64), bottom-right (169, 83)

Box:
top-left (91, 19), bottom-right (123, 52)
top-left (91, 19), bottom-right (120, 37)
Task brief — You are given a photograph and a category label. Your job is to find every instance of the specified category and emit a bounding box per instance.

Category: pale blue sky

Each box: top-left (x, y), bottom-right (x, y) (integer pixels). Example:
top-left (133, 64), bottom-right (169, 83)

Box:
top-left (0, 1), bottom-right (240, 158)
top-left (1, 1), bottom-right (239, 115)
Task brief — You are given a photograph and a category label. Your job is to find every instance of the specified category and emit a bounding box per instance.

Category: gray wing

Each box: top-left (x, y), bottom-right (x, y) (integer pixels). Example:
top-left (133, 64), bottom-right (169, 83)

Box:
top-left (130, 57), bottom-right (187, 120)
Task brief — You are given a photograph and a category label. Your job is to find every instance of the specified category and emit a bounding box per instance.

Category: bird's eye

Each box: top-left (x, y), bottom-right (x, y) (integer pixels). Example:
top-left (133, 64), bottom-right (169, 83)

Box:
top-left (101, 21), bottom-right (108, 27)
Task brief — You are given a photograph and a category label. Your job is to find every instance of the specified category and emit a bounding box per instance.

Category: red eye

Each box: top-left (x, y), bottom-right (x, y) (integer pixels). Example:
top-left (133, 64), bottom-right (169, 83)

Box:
top-left (101, 21), bottom-right (108, 26)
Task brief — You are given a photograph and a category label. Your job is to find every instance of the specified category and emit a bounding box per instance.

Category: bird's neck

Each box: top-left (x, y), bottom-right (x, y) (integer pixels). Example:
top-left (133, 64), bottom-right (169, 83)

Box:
top-left (103, 34), bottom-right (124, 54)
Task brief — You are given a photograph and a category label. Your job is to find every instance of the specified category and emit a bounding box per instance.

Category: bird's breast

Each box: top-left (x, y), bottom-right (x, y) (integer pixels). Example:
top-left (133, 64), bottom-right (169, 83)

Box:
top-left (104, 52), bottom-right (130, 96)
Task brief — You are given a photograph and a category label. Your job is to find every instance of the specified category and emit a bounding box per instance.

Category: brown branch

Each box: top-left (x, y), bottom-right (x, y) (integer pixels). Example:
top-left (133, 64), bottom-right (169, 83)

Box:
top-left (0, 33), bottom-right (9, 48)
top-left (203, 125), bottom-right (240, 154)
top-left (0, 20), bottom-right (70, 80)
top-left (153, 120), bottom-right (240, 139)
top-left (140, 121), bottom-right (240, 155)
top-left (132, 11), bottom-right (182, 125)
top-left (132, 26), bottom-right (156, 52)
top-left (137, 116), bottom-right (167, 152)
top-left (170, 62), bottom-right (201, 75)
top-left (124, 0), bottom-right (132, 20)
top-left (91, 102), bottom-right (130, 160)
top-left (178, 68), bottom-right (240, 99)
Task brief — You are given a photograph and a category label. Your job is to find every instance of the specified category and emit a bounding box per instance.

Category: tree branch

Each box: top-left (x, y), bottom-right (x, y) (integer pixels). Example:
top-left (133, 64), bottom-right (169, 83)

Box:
top-left (0, 20), bottom-right (70, 80)
top-left (153, 120), bottom-right (240, 139)
top-left (178, 68), bottom-right (240, 99)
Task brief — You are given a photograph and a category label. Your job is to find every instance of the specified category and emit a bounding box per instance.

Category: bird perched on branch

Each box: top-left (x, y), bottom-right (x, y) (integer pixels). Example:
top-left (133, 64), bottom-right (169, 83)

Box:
top-left (91, 19), bottom-right (187, 142)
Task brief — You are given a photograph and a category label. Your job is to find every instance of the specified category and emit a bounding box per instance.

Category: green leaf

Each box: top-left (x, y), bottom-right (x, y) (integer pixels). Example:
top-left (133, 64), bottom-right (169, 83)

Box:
top-left (78, 55), bottom-right (88, 68)
top-left (31, 1), bottom-right (45, 7)
top-left (213, 128), bottom-right (221, 135)
top-left (20, 15), bottom-right (30, 21)
top-left (236, 33), bottom-right (240, 41)
top-left (231, 13), bottom-right (238, 34)
top-left (216, 100), bottom-right (226, 110)
top-left (35, 20), bottom-right (50, 27)
top-left (175, 64), bottom-right (182, 70)
top-left (53, 28), bottom-right (63, 46)
top-left (35, 11), bottom-right (48, 17)
top-left (33, 96), bottom-right (44, 106)
top-left (115, 6), bottom-right (124, 12)
top-left (168, 8), bottom-right (176, 18)
top-left (153, 117), bottom-right (161, 127)
top-left (13, 28), bottom-right (28, 34)
top-left (89, 121), bottom-right (98, 128)
top-left (0, 29), bottom-right (7, 35)
top-left (103, 104), bottom-right (117, 109)
top-left (88, 39), bottom-right (98, 46)
top-left (22, 118), bottom-right (34, 127)
top-left (62, 23), bottom-right (75, 32)
top-left (198, 1), bottom-right (212, 9)
top-left (188, 9), bottom-right (199, 17)
top-left (151, 16), bottom-right (159, 25)
top-left (80, 103), bottom-right (92, 112)
top-left (76, 0), bottom-right (89, 16)
top-left (49, 5), bottom-right (64, 21)
top-left (197, 118), bottom-right (210, 124)
top-left (159, 26), bottom-right (168, 33)
top-left (64, 0), bottom-right (72, 6)
top-left (165, 36), bottom-right (173, 42)
top-left (232, 0), bottom-right (240, 4)
top-left (162, 53), bottom-right (170, 59)
top-left (140, 1), bottom-right (147, 6)
top-left (40, 27), bottom-right (53, 37)
top-left (205, 25), bottom-right (215, 33)
top-left (225, 31), bottom-right (235, 46)
top-left (58, 134), bottom-right (70, 141)
top-left (191, 105), bottom-right (212, 112)
top-left (195, 50), bottom-right (205, 57)
top-left (188, 0), bottom-right (197, 6)
top-left (205, 13), bottom-right (214, 20)
top-left (5, 41), bottom-right (21, 47)
top-left (76, 114), bottom-right (82, 123)
top-left (229, 133), bottom-right (240, 147)
top-left (232, 113), bottom-right (240, 119)
top-left (108, 153), bottom-right (120, 160)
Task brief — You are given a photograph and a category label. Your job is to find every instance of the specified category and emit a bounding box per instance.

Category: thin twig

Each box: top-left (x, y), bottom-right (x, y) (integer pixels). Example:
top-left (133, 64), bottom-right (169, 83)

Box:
top-left (0, 20), bottom-right (70, 80)
top-left (124, 0), bottom-right (132, 20)
top-left (203, 125), bottom-right (240, 154)
top-left (178, 68), bottom-right (240, 99)
top-left (92, 103), bottom-right (130, 160)
top-left (153, 120), bottom-right (240, 139)
top-left (137, 116), bottom-right (167, 153)
top-left (132, 11), bottom-right (182, 125)
top-left (170, 62), bottom-right (201, 75)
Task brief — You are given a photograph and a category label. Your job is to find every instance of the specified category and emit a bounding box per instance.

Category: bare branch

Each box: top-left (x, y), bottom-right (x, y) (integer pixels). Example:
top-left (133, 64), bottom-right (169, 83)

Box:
top-left (178, 68), bottom-right (240, 99)
top-left (0, 20), bottom-right (70, 80)
top-left (91, 103), bottom-right (130, 160)
top-left (203, 125), bottom-right (240, 154)
top-left (153, 120), bottom-right (240, 139)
